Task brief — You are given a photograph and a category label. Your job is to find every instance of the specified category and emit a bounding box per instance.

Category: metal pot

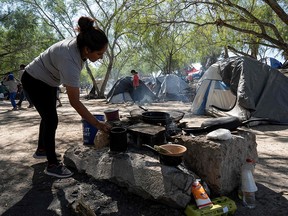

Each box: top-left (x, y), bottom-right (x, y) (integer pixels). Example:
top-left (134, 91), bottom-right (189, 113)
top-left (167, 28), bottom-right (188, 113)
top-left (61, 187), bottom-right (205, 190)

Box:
top-left (104, 109), bottom-right (120, 121)
top-left (110, 127), bottom-right (127, 152)
top-left (142, 144), bottom-right (187, 166)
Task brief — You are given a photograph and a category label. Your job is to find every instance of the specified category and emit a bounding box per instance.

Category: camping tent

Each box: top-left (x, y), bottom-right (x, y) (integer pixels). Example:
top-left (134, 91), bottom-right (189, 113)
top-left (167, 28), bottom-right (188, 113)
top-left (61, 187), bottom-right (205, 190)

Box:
top-left (187, 69), bottom-right (205, 81)
top-left (260, 57), bottom-right (282, 69)
top-left (191, 56), bottom-right (288, 123)
top-left (191, 63), bottom-right (237, 115)
top-left (156, 74), bottom-right (192, 102)
top-left (106, 76), bottom-right (157, 104)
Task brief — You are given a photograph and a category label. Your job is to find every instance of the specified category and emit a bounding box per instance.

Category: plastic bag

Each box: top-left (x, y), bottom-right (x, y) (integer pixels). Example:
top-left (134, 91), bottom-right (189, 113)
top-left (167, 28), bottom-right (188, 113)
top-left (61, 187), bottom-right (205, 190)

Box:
top-left (206, 128), bottom-right (232, 140)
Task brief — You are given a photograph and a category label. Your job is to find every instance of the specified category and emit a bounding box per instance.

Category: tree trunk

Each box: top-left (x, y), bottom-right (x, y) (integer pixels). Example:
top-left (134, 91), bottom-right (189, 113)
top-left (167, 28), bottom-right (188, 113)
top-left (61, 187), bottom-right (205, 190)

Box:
top-left (85, 61), bottom-right (100, 99)
top-left (99, 58), bottom-right (113, 98)
top-left (223, 46), bottom-right (229, 58)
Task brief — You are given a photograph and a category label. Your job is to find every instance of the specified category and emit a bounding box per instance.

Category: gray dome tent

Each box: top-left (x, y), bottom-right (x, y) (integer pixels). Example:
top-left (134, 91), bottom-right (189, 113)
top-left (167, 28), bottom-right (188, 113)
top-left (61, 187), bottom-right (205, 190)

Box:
top-left (191, 56), bottom-right (288, 124)
top-left (156, 74), bottom-right (192, 102)
top-left (106, 76), bottom-right (157, 104)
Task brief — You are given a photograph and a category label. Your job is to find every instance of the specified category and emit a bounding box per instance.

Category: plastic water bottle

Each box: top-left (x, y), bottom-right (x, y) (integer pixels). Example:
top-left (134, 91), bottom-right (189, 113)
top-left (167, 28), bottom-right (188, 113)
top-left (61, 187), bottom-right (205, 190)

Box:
top-left (243, 191), bottom-right (256, 209)
top-left (241, 159), bottom-right (257, 209)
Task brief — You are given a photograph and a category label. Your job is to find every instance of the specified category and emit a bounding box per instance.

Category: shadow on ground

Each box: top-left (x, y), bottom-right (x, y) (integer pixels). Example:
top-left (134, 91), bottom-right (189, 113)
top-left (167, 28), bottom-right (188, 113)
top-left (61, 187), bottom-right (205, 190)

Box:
top-left (1, 159), bottom-right (287, 216)
top-left (1, 162), bottom-right (60, 216)
top-left (231, 183), bottom-right (288, 216)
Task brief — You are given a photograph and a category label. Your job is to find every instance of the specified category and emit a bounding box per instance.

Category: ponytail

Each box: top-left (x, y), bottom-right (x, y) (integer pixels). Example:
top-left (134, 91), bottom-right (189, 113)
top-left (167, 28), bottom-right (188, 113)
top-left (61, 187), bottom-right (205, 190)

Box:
top-left (76, 16), bottom-right (108, 52)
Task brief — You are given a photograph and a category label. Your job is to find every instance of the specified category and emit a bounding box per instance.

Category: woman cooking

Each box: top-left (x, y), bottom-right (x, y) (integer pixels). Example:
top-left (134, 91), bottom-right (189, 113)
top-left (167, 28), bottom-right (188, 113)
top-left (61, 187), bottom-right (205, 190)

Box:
top-left (21, 16), bottom-right (111, 178)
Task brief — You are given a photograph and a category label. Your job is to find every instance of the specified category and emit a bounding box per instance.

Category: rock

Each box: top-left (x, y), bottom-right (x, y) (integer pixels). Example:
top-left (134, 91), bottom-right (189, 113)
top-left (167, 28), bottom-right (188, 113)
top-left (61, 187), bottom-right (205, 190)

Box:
top-left (178, 129), bottom-right (258, 195)
top-left (64, 146), bottom-right (194, 208)
top-left (71, 197), bottom-right (97, 216)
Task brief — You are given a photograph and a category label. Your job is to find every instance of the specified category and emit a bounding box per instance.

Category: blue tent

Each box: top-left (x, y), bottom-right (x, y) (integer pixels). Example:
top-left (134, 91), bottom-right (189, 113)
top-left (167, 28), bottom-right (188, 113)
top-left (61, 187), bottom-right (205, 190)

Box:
top-left (260, 57), bottom-right (282, 69)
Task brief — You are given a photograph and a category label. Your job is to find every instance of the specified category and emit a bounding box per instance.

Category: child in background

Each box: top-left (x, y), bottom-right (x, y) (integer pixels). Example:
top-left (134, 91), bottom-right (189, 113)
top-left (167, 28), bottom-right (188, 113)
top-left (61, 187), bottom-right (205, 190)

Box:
top-left (3, 74), bottom-right (18, 111)
top-left (131, 69), bottom-right (139, 89)
top-left (131, 69), bottom-right (140, 103)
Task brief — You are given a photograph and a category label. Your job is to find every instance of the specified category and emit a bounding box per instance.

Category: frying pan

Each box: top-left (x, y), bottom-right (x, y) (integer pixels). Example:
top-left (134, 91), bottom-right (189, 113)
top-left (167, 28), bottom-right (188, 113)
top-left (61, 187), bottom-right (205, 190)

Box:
top-left (183, 116), bottom-right (270, 134)
top-left (142, 144), bottom-right (187, 166)
top-left (141, 111), bottom-right (172, 125)
top-left (138, 106), bottom-right (185, 124)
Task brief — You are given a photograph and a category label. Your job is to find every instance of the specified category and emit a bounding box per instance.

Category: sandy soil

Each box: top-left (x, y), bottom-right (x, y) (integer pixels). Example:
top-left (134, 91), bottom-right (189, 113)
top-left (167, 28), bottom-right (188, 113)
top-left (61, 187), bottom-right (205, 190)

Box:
top-left (0, 94), bottom-right (287, 216)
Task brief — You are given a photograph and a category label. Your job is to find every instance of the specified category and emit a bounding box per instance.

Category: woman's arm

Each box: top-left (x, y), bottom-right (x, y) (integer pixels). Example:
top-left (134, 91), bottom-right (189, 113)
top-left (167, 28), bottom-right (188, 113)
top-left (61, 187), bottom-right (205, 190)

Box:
top-left (65, 85), bottom-right (111, 132)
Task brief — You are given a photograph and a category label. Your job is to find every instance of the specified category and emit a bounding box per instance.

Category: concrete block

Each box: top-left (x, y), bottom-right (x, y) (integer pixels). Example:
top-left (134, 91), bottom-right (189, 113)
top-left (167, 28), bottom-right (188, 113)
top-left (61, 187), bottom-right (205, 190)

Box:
top-left (177, 129), bottom-right (258, 195)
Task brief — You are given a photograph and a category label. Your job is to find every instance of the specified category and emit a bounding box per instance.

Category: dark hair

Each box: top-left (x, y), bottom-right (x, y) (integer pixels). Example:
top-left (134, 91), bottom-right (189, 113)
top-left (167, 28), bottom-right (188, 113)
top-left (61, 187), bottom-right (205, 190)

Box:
top-left (20, 64), bottom-right (26, 69)
top-left (131, 70), bottom-right (137, 74)
top-left (76, 16), bottom-right (108, 52)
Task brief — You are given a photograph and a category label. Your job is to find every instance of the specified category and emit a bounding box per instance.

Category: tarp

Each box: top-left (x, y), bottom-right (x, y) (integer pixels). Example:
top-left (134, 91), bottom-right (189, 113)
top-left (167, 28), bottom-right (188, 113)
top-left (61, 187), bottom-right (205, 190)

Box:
top-left (106, 76), bottom-right (157, 104)
top-left (191, 56), bottom-right (288, 123)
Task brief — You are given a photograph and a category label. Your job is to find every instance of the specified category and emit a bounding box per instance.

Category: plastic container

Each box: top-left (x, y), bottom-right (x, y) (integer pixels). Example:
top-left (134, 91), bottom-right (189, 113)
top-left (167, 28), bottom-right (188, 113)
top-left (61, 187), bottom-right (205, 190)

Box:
top-left (241, 159), bottom-right (257, 208)
top-left (185, 196), bottom-right (237, 216)
top-left (191, 180), bottom-right (213, 209)
top-left (243, 191), bottom-right (256, 209)
top-left (201, 180), bottom-right (211, 197)
top-left (82, 114), bottom-right (105, 145)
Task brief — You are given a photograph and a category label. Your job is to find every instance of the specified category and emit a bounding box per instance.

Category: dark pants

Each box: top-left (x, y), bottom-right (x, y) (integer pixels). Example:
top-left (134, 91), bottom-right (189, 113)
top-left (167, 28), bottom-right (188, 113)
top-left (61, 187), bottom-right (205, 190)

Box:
top-left (132, 87), bottom-right (141, 102)
top-left (21, 71), bottom-right (59, 165)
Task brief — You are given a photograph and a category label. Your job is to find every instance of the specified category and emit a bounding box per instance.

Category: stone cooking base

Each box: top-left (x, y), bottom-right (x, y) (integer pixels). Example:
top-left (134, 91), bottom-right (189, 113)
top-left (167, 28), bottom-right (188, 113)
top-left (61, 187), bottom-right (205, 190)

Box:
top-left (63, 129), bottom-right (257, 208)
top-left (64, 146), bottom-right (195, 208)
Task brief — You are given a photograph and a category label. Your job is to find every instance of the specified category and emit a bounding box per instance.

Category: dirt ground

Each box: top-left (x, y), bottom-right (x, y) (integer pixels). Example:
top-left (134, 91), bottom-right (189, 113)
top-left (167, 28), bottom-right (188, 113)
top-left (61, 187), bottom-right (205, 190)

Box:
top-left (0, 93), bottom-right (287, 216)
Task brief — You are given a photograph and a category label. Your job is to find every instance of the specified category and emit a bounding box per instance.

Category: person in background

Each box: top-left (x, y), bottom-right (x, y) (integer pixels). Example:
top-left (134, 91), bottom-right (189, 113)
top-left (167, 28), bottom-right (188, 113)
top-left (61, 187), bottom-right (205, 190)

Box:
top-left (131, 69), bottom-right (140, 103)
top-left (0, 81), bottom-right (9, 100)
top-left (21, 16), bottom-right (111, 178)
top-left (147, 81), bottom-right (155, 92)
top-left (3, 74), bottom-right (18, 111)
top-left (131, 69), bottom-right (139, 89)
top-left (17, 64), bottom-right (34, 108)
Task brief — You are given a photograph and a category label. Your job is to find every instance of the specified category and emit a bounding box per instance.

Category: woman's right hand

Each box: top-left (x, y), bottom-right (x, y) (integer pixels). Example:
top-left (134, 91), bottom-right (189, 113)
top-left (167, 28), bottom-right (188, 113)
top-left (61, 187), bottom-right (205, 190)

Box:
top-left (97, 121), bottom-right (112, 133)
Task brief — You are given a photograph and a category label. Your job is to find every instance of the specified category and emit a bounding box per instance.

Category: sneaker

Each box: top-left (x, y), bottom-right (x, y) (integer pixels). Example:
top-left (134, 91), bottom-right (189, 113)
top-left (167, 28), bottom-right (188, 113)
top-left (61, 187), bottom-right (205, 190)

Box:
top-left (33, 149), bottom-right (61, 159)
top-left (44, 163), bottom-right (73, 178)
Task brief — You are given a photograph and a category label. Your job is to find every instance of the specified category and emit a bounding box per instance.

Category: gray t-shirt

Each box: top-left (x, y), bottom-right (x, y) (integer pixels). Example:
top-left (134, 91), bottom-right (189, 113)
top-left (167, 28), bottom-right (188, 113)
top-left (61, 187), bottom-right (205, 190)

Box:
top-left (25, 38), bottom-right (84, 87)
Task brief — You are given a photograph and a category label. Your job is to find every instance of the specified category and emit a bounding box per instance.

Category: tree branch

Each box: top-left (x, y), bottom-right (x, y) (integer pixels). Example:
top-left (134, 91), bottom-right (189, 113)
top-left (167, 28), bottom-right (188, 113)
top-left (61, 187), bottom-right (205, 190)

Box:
top-left (263, 0), bottom-right (288, 25)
